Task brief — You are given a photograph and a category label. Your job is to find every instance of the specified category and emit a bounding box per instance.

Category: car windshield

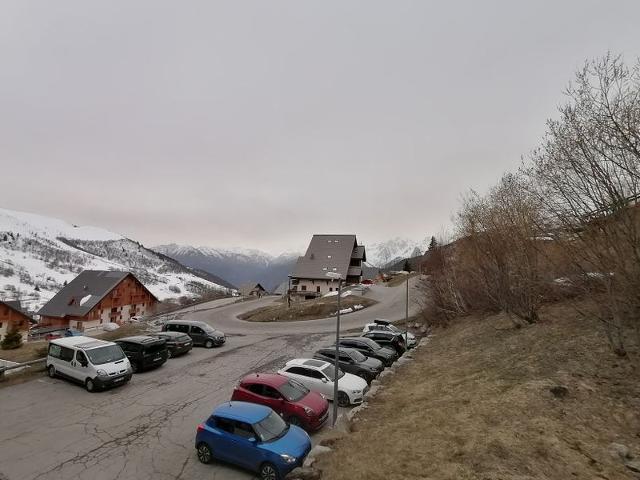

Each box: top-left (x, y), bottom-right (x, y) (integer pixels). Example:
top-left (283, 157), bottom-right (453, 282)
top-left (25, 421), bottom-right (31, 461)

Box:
top-left (279, 379), bottom-right (309, 402)
top-left (387, 324), bottom-right (403, 334)
top-left (253, 411), bottom-right (288, 442)
top-left (85, 345), bottom-right (126, 365)
top-left (321, 364), bottom-right (345, 380)
top-left (349, 350), bottom-right (367, 362)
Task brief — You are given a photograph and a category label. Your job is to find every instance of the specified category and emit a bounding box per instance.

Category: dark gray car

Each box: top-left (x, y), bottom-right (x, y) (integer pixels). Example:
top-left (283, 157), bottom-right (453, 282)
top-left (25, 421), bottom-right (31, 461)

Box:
top-left (162, 320), bottom-right (225, 348)
top-left (336, 337), bottom-right (398, 367)
top-left (314, 347), bottom-right (383, 384)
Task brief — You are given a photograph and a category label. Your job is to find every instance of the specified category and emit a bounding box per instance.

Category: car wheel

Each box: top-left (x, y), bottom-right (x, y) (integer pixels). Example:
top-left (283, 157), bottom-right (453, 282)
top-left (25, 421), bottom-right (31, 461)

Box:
top-left (167, 349), bottom-right (172, 359)
top-left (337, 391), bottom-right (350, 407)
top-left (288, 416), bottom-right (302, 427)
top-left (85, 378), bottom-right (95, 392)
top-left (205, 340), bottom-right (214, 349)
top-left (260, 462), bottom-right (280, 480)
top-left (196, 442), bottom-right (213, 464)
top-left (47, 365), bottom-right (56, 378)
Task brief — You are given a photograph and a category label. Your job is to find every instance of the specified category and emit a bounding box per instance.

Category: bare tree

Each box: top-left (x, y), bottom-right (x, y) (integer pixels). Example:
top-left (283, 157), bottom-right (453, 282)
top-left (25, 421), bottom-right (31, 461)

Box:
top-left (529, 53), bottom-right (640, 355)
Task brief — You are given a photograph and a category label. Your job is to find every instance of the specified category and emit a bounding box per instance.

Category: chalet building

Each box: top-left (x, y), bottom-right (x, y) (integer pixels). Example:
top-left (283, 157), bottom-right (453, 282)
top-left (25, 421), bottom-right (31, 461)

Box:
top-left (239, 283), bottom-right (267, 297)
top-left (38, 271), bottom-right (158, 331)
top-left (0, 300), bottom-right (32, 342)
top-left (290, 234), bottom-right (366, 299)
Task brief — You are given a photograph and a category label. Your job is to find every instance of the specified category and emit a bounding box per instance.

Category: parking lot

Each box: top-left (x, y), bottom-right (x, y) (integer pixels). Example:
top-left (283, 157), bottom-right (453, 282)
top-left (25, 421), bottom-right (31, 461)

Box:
top-left (0, 280), bottom-right (423, 480)
top-left (0, 330), bottom-right (350, 480)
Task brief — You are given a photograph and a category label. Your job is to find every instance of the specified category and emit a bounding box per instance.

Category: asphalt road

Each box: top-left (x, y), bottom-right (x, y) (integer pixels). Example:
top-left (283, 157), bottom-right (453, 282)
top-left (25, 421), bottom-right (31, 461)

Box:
top-left (0, 278), bottom-right (424, 480)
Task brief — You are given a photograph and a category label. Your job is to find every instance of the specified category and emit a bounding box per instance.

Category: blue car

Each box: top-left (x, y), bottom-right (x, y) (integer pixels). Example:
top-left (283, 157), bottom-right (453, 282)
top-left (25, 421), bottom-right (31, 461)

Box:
top-left (195, 401), bottom-right (312, 480)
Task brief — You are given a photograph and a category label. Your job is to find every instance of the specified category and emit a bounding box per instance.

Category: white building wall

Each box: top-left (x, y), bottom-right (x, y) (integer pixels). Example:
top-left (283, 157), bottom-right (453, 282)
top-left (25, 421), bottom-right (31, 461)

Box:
top-left (295, 279), bottom-right (340, 296)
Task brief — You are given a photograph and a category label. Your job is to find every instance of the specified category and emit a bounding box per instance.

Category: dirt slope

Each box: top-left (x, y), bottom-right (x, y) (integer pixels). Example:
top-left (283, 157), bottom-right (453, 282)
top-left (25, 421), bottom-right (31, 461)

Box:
top-left (316, 301), bottom-right (640, 479)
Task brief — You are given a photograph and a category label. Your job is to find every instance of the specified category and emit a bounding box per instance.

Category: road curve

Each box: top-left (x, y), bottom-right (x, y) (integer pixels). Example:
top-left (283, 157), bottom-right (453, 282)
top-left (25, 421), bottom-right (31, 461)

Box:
top-left (173, 275), bottom-right (426, 335)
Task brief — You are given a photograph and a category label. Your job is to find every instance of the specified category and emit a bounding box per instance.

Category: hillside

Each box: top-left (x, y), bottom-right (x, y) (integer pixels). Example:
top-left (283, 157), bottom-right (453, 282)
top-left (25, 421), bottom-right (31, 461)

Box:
top-left (316, 301), bottom-right (640, 479)
top-left (0, 208), bottom-right (232, 312)
top-left (153, 244), bottom-right (299, 292)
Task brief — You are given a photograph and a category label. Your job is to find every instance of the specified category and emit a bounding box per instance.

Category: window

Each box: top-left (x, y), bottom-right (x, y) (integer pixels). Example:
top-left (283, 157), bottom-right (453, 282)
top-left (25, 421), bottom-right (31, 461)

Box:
top-left (48, 343), bottom-right (61, 358)
top-left (59, 346), bottom-right (74, 362)
top-left (327, 255), bottom-right (332, 259)
top-left (322, 267), bottom-right (327, 271)
top-left (321, 350), bottom-right (334, 359)
top-left (301, 285), bottom-right (307, 291)
top-left (262, 385), bottom-right (281, 399)
top-left (316, 286), bottom-right (320, 293)
top-left (214, 417), bottom-right (234, 434)
top-left (75, 351), bottom-right (88, 364)
top-left (305, 368), bottom-right (325, 380)
top-left (332, 268), bottom-right (337, 271)
top-left (329, 288), bottom-right (333, 292)
top-left (286, 366), bottom-right (308, 376)
top-left (247, 383), bottom-right (264, 395)
top-left (191, 326), bottom-right (204, 334)
top-left (233, 421), bottom-right (255, 440)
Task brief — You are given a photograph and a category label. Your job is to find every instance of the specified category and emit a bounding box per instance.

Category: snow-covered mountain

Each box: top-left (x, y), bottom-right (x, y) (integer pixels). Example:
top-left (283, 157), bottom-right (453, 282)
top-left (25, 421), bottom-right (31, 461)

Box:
top-left (154, 244), bottom-right (300, 292)
top-left (0, 208), bottom-right (232, 312)
top-left (364, 237), bottom-right (429, 268)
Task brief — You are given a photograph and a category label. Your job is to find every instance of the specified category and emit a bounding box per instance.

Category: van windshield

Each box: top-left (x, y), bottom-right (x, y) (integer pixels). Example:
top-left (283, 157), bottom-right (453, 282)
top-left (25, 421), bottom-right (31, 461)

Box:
top-left (86, 345), bottom-right (126, 365)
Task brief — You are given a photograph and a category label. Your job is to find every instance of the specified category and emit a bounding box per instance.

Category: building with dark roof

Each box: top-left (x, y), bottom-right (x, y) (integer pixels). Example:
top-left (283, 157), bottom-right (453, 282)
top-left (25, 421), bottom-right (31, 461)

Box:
top-left (238, 282), bottom-right (267, 297)
top-left (0, 300), bottom-right (32, 342)
top-left (38, 270), bottom-right (158, 331)
top-left (290, 235), bottom-right (366, 298)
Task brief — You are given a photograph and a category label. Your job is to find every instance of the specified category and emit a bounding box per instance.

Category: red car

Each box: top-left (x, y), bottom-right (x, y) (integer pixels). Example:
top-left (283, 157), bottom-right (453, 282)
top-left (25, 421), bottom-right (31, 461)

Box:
top-left (231, 373), bottom-right (329, 431)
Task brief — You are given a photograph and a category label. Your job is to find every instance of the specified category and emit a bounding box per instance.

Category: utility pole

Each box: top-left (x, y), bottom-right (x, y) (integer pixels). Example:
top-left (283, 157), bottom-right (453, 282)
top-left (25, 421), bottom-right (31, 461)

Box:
top-left (405, 275), bottom-right (409, 347)
top-left (326, 271), bottom-right (343, 426)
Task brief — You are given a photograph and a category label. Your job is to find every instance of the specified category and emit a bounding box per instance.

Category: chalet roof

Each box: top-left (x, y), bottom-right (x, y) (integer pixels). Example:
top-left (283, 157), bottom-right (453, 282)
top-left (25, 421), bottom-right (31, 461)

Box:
top-left (238, 283), bottom-right (266, 296)
top-left (291, 234), bottom-right (366, 280)
top-left (37, 270), bottom-right (157, 318)
top-left (272, 280), bottom-right (289, 295)
top-left (0, 300), bottom-right (33, 320)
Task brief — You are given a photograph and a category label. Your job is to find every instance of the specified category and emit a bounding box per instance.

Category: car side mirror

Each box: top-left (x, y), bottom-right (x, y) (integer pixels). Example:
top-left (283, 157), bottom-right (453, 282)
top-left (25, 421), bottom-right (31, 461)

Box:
top-left (248, 437), bottom-right (257, 444)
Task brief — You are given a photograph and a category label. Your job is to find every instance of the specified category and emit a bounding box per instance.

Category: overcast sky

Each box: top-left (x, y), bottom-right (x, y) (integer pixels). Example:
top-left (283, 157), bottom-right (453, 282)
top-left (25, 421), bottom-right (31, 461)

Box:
top-left (1, 1), bottom-right (640, 254)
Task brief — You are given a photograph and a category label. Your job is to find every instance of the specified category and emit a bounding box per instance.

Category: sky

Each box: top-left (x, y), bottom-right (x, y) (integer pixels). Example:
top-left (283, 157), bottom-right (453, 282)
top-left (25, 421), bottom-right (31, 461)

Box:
top-left (1, 1), bottom-right (640, 255)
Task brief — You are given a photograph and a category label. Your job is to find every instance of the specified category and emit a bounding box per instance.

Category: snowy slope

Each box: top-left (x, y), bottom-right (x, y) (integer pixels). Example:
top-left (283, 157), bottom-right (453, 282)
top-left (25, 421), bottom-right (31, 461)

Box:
top-left (364, 237), bottom-right (429, 268)
top-left (0, 208), bottom-right (232, 312)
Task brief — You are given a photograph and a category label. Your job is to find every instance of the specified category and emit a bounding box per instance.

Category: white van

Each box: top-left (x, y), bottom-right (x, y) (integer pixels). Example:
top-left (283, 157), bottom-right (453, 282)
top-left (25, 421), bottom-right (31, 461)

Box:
top-left (46, 336), bottom-right (133, 392)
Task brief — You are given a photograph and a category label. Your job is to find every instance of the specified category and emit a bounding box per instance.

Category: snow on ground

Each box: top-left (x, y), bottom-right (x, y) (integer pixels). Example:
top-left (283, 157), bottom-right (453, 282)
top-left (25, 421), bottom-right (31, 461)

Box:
top-left (0, 208), bottom-right (230, 312)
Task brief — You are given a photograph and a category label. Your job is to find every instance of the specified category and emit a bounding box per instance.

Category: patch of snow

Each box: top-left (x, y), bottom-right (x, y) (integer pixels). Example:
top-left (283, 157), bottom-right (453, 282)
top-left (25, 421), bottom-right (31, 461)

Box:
top-left (79, 294), bottom-right (92, 306)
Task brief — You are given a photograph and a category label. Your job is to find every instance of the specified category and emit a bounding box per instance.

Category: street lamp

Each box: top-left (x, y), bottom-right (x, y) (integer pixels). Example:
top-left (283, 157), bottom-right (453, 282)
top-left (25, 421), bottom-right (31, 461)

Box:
top-left (325, 271), bottom-right (342, 426)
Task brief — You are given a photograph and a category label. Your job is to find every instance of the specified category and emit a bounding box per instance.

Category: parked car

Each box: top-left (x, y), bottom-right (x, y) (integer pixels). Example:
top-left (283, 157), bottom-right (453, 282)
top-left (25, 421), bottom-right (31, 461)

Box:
top-left (64, 328), bottom-right (83, 337)
top-left (149, 331), bottom-right (193, 358)
top-left (195, 401), bottom-right (311, 480)
top-left (313, 347), bottom-right (383, 384)
top-left (46, 336), bottom-right (132, 392)
top-left (336, 337), bottom-right (398, 367)
top-left (115, 336), bottom-right (168, 373)
top-left (361, 331), bottom-right (407, 356)
top-left (363, 319), bottom-right (418, 348)
top-left (162, 320), bottom-right (225, 348)
top-left (278, 358), bottom-right (368, 407)
top-left (231, 373), bottom-right (329, 431)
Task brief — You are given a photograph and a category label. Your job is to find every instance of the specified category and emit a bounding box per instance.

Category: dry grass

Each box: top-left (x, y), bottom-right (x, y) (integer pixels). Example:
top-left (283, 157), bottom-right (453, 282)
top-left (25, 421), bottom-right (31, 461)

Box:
top-left (315, 300), bottom-right (640, 480)
top-left (239, 296), bottom-right (377, 322)
top-left (385, 272), bottom-right (419, 287)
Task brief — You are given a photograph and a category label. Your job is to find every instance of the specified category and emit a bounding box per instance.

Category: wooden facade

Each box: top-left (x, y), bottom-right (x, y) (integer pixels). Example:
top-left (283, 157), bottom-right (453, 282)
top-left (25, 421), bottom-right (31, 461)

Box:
top-left (40, 274), bottom-right (158, 330)
top-left (0, 301), bottom-right (31, 341)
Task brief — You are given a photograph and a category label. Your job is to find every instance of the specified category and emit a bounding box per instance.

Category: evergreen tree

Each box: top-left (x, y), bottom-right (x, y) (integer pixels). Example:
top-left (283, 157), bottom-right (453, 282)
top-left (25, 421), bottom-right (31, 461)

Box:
top-left (403, 259), bottom-right (411, 272)
top-left (427, 236), bottom-right (438, 251)
top-left (1, 329), bottom-right (23, 350)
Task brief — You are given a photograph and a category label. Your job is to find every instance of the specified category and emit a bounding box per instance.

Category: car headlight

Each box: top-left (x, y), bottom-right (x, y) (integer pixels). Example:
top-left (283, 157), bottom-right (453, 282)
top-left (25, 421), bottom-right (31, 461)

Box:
top-left (303, 406), bottom-right (315, 416)
top-left (280, 454), bottom-right (297, 464)
top-left (96, 369), bottom-right (108, 377)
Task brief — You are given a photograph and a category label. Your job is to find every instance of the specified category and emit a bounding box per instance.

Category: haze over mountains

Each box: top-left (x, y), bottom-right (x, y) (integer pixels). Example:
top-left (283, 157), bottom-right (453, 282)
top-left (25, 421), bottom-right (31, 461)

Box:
top-left (155, 237), bottom-right (429, 292)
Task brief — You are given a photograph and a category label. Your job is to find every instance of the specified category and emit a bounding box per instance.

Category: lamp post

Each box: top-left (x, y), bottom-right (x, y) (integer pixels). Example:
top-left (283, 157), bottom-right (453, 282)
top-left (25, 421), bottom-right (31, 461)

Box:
top-left (405, 274), bottom-right (409, 347)
top-left (325, 271), bottom-right (342, 426)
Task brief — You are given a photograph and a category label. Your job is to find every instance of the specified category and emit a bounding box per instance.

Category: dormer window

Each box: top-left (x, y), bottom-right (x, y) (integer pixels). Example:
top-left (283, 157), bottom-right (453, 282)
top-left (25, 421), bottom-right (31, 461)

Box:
top-left (327, 255), bottom-right (332, 259)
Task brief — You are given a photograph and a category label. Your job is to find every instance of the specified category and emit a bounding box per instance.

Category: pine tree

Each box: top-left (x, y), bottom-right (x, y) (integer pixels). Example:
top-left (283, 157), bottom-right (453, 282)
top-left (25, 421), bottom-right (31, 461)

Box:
top-left (403, 259), bottom-right (411, 272)
top-left (1, 329), bottom-right (23, 350)
top-left (427, 236), bottom-right (438, 251)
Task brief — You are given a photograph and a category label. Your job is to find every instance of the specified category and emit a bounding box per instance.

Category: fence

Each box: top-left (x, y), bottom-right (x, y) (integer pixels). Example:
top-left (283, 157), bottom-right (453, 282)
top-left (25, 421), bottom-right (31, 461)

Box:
top-left (0, 357), bottom-right (46, 380)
